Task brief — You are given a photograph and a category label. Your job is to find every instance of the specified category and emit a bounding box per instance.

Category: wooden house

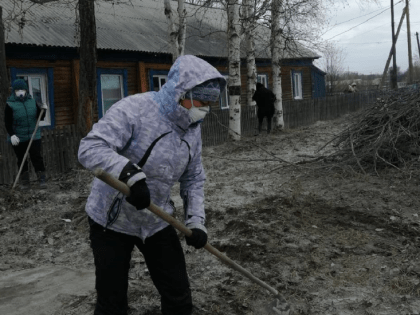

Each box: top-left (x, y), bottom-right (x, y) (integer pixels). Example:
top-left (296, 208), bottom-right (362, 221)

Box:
top-left (3, 0), bottom-right (326, 131)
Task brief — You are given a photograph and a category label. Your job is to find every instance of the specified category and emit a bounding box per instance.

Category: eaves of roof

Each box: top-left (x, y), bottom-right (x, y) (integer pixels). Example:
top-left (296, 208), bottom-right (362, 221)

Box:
top-left (3, 0), bottom-right (319, 60)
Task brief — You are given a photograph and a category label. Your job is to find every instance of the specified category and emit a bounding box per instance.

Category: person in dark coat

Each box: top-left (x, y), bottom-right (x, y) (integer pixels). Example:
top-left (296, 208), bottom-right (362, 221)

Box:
top-left (252, 82), bottom-right (276, 134)
top-left (4, 79), bottom-right (47, 189)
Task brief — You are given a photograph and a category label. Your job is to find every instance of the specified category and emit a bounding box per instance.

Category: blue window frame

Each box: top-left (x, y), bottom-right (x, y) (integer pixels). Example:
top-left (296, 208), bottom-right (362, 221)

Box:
top-left (97, 68), bottom-right (128, 118)
top-left (149, 70), bottom-right (168, 92)
top-left (10, 67), bottom-right (55, 129)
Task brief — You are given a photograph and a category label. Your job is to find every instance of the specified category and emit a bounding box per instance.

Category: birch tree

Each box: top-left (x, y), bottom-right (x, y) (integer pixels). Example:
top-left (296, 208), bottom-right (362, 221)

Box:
top-left (321, 42), bottom-right (346, 95)
top-left (243, 0), bottom-right (256, 107)
top-left (164, 0), bottom-right (187, 63)
top-left (227, 0), bottom-right (241, 140)
top-left (270, 0), bottom-right (284, 130)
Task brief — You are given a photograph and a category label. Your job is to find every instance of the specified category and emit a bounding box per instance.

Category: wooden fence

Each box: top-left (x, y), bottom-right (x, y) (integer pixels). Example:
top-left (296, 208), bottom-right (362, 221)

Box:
top-left (201, 90), bottom-right (382, 147)
top-left (0, 91), bottom-right (381, 185)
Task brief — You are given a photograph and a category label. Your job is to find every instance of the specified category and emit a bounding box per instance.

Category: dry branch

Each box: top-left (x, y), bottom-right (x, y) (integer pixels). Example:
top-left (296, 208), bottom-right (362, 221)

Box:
top-left (324, 88), bottom-right (420, 173)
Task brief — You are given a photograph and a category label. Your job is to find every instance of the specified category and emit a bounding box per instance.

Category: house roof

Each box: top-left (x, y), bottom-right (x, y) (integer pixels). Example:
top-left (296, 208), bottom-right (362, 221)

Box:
top-left (3, 0), bottom-right (319, 60)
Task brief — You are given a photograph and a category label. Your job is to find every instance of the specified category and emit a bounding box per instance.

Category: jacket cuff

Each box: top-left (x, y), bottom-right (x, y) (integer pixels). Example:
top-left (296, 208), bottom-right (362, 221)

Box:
top-left (119, 161), bottom-right (146, 187)
top-left (126, 172), bottom-right (146, 187)
top-left (186, 222), bottom-right (207, 234)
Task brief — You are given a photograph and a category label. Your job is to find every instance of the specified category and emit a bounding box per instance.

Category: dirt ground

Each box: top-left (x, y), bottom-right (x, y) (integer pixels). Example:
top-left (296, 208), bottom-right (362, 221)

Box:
top-left (1, 113), bottom-right (420, 315)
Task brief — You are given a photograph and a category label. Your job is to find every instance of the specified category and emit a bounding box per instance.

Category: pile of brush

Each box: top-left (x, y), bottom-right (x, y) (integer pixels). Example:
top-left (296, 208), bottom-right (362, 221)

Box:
top-left (323, 87), bottom-right (420, 174)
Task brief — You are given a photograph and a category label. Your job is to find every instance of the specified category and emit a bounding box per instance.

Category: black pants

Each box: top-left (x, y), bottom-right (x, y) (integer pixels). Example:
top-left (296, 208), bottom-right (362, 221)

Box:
top-left (89, 219), bottom-right (192, 315)
top-left (258, 115), bottom-right (273, 134)
top-left (12, 139), bottom-right (45, 173)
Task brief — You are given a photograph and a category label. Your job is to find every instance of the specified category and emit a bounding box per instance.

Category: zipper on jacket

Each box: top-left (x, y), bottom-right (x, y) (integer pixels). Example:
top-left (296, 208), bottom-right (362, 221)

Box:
top-left (23, 102), bottom-right (30, 140)
top-left (180, 139), bottom-right (191, 164)
top-left (105, 192), bottom-right (123, 229)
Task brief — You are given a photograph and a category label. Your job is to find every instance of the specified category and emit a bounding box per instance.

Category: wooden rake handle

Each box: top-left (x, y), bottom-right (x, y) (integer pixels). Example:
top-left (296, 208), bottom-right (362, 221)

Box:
top-left (93, 168), bottom-right (279, 296)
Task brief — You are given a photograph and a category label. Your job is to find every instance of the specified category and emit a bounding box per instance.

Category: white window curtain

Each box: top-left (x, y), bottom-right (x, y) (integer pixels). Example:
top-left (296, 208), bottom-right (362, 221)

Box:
top-left (101, 75), bottom-right (123, 114)
top-left (219, 75), bottom-right (229, 109)
top-left (152, 75), bottom-right (168, 91)
top-left (257, 74), bottom-right (268, 88)
top-left (293, 72), bottom-right (303, 100)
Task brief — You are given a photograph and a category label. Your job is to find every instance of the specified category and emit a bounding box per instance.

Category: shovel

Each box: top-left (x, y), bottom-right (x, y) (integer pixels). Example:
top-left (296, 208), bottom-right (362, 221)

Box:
top-left (93, 168), bottom-right (291, 315)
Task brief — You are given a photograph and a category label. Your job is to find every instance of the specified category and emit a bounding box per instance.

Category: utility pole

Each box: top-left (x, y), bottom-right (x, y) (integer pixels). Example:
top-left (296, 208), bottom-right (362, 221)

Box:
top-left (405, 0), bottom-right (413, 83)
top-left (390, 0), bottom-right (398, 89)
top-left (416, 32), bottom-right (420, 57)
top-left (380, 8), bottom-right (406, 88)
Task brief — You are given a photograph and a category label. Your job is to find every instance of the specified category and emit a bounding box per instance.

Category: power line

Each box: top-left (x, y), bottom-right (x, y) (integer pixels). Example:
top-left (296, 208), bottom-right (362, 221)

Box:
top-left (323, 5), bottom-right (394, 34)
top-left (325, 0), bottom-right (404, 41)
top-left (340, 41), bottom-right (391, 45)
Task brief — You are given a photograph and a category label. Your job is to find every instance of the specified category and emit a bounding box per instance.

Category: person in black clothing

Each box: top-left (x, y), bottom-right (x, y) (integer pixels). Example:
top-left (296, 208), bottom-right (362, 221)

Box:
top-left (252, 82), bottom-right (276, 135)
top-left (4, 79), bottom-right (47, 189)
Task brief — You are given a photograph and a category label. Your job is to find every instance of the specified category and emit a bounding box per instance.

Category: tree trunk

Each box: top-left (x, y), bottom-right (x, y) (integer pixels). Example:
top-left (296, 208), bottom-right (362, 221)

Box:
top-left (164, 0), bottom-right (177, 62)
top-left (0, 6), bottom-right (9, 137)
top-left (227, 0), bottom-right (241, 141)
top-left (164, 0), bottom-right (179, 63)
top-left (77, 0), bottom-right (97, 138)
top-left (164, 0), bottom-right (186, 63)
top-left (271, 0), bottom-right (284, 130)
top-left (243, 0), bottom-right (256, 107)
top-left (177, 0), bottom-right (186, 58)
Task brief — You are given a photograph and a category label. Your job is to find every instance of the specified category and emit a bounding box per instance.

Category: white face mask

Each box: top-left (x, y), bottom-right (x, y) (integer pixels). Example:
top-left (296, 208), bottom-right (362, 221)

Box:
top-left (189, 105), bottom-right (210, 123)
top-left (15, 90), bottom-right (26, 98)
top-left (188, 94), bottom-right (209, 123)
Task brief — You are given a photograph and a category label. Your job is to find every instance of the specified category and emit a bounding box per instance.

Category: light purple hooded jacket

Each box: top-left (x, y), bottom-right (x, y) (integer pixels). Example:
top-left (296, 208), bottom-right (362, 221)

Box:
top-left (78, 55), bottom-right (226, 241)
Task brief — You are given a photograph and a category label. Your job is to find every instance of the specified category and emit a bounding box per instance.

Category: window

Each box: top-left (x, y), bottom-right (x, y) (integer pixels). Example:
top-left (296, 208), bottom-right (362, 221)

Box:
top-left (219, 75), bottom-right (229, 110)
top-left (152, 75), bottom-right (167, 91)
top-left (149, 70), bottom-right (169, 92)
top-left (257, 74), bottom-right (268, 88)
top-left (11, 67), bottom-right (55, 128)
top-left (101, 75), bottom-right (123, 114)
top-left (292, 71), bottom-right (303, 100)
top-left (97, 69), bottom-right (128, 118)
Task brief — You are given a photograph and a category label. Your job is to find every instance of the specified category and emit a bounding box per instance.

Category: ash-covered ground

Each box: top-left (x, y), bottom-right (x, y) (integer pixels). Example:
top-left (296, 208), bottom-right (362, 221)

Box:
top-left (1, 114), bottom-right (419, 315)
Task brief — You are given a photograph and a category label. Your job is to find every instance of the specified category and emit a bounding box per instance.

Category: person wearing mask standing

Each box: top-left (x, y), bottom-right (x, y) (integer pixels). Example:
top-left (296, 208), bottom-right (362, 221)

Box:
top-left (4, 79), bottom-right (47, 189)
top-left (78, 55), bottom-right (226, 315)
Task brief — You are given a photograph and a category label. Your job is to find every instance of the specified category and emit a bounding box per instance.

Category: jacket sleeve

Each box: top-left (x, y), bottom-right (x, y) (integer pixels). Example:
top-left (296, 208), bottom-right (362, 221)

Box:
top-left (4, 104), bottom-right (14, 137)
top-left (179, 132), bottom-right (207, 233)
top-left (78, 99), bottom-right (136, 179)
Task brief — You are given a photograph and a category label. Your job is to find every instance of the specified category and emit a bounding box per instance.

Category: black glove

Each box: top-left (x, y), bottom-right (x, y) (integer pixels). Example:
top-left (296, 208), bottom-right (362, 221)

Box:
top-left (119, 162), bottom-right (150, 210)
top-left (185, 228), bottom-right (207, 249)
top-left (126, 179), bottom-right (150, 210)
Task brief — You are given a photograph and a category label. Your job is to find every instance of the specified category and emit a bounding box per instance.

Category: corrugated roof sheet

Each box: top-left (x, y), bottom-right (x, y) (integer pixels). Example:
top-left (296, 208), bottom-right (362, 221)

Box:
top-left (3, 0), bottom-right (319, 60)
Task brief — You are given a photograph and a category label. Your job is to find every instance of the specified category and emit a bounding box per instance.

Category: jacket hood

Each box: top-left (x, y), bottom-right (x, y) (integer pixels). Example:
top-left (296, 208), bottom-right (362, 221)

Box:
top-left (151, 55), bottom-right (226, 126)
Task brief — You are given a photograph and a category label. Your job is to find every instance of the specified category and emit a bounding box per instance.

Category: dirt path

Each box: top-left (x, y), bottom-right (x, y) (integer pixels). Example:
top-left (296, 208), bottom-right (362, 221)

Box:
top-left (1, 114), bottom-right (419, 315)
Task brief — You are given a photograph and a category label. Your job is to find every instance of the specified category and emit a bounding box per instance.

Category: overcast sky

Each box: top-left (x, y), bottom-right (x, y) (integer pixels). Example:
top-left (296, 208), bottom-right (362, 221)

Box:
top-left (320, 0), bottom-right (420, 75)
